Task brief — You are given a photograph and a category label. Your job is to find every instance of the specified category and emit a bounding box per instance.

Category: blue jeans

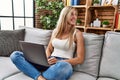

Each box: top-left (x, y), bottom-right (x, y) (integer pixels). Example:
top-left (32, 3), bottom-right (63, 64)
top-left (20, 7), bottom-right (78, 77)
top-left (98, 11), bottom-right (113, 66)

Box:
top-left (10, 51), bottom-right (73, 80)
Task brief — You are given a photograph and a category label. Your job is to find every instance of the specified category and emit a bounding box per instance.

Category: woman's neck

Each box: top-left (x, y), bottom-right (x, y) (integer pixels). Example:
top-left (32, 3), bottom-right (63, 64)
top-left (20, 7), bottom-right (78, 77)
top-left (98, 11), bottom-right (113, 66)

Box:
top-left (64, 24), bottom-right (73, 34)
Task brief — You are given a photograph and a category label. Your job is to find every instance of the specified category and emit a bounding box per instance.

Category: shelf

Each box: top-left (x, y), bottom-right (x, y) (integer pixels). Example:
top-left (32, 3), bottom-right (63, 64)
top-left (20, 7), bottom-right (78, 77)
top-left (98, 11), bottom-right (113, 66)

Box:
top-left (87, 5), bottom-right (117, 29)
top-left (85, 27), bottom-right (113, 34)
top-left (75, 26), bottom-right (85, 32)
top-left (89, 5), bottom-right (118, 9)
top-left (114, 29), bottom-right (120, 32)
top-left (71, 0), bottom-right (118, 34)
top-left (86, 27), bottom-right (113, 31)
top-left (75, 26), bottom-right (85, 29)
top-left (77, 8), bottom-right (86, 27)
top-left (72, 5), bottom-right (87, 8)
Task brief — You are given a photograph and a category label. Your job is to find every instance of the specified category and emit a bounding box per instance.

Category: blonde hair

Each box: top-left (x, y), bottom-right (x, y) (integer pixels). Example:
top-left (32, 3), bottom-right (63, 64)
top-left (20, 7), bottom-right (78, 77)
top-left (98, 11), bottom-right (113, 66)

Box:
top-left (54, 6), bottom-right (77, 48)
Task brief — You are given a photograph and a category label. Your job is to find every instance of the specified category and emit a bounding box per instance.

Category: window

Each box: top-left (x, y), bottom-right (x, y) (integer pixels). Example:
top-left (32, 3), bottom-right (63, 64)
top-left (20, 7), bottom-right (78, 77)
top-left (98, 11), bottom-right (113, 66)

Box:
top-left (0, 0), bottom-right (34, 30)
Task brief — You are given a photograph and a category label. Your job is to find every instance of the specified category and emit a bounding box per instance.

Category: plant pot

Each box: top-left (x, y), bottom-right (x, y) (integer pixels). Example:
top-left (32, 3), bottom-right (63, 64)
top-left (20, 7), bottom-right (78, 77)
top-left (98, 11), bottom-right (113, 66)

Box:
top-left (77, 23), bottom-right (80, 26)
top-left (93, 3), bottom-right (100, 6)
top-left (102, 25), bottom-right (109, 28)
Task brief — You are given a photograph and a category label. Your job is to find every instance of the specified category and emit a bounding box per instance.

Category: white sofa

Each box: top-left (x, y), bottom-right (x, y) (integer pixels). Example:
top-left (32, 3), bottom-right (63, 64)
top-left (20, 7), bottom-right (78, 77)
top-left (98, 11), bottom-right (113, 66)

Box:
top-left (0, 27), bottom-right (120, 80)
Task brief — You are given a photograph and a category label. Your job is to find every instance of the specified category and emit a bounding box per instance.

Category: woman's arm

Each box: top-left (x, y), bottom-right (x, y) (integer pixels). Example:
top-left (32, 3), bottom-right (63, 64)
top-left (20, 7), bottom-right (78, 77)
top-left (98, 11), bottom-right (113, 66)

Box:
top-left (64, 30), bottom-right (85, 65)
top-left (45, 30), bottom-right (55, 59)
top-left (46, 40), bottom-right (53, 59)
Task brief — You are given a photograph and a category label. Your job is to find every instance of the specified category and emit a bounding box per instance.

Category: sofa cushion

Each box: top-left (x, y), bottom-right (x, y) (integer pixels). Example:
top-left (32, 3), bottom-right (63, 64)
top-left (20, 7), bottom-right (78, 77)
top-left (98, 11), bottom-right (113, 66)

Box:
top-left (0, 57), bottom-right (20, 80)
top-left (74, 33), bottom-right (104, 77)
top-left (0, 29), bottom-right (25, 56)
top-left (22, 27), bottom-right (52, 45)
top-left (4, 72), bottom-right (33, 80)
top-left (97, 77), bottom-right (116, 80)
top-left (99, 31), bottom-right (120, 79)
top-left (69, 72), bottom-right (96, 80)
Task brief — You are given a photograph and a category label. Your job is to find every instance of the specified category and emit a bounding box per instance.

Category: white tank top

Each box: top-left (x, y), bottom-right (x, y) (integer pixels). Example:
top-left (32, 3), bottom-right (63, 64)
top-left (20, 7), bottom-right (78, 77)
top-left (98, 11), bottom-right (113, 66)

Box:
top-left (51, 38), bottom-right (76, 59)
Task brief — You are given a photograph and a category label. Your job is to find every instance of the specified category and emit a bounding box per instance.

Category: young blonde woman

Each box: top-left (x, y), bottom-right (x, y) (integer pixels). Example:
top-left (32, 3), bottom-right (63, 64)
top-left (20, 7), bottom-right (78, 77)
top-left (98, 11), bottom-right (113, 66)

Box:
top-left (10, 6), bottom-right (85, 80)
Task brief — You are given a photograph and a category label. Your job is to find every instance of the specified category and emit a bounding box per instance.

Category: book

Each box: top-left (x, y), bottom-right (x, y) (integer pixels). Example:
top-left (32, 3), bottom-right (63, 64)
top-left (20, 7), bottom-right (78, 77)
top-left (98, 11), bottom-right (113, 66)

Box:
top-left (74, 0), bottom-right (80, 5)
top-left (101, 0), bottom-right (119, 6)
top-left (71, 0), bottom-right (74, 5)
top-left (71, 0), bottom-right (80, 6)
top-left (115, 13), bottom-right (120, 29)
top-left (118, 0), bottom-right (120, 13)
top-left (67, 0), bottom-right (71, 6)
top-left (115, 13), bottom-right (119, 29)
top-left (118, 14), bottom-right (120, 29)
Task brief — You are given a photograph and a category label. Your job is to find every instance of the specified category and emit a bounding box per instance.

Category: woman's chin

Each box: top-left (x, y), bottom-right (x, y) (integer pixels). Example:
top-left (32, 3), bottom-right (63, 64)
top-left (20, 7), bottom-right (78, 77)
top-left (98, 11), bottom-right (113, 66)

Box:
top-left (68, 22), bottom-right (76, 26)
top-left (71, 23), bottom-right (76, 26)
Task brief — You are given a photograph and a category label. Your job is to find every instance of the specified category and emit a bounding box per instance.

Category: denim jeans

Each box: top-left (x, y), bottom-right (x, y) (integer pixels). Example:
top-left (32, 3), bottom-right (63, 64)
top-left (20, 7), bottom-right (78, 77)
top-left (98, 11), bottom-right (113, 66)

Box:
top-left (10, 51), bottom-right (73, 80)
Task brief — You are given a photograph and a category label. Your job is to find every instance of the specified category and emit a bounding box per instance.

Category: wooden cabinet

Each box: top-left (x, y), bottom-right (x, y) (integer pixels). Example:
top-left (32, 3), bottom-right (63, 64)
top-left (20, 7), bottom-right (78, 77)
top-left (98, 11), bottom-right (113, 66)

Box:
top-left (70, 0), bottom-right (118, 34)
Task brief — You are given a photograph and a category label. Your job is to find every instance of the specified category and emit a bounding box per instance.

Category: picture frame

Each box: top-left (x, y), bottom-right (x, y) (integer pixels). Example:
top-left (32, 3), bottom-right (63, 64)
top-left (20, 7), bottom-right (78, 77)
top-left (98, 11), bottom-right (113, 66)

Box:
top-left (101, 0), bottom-right (119, 6)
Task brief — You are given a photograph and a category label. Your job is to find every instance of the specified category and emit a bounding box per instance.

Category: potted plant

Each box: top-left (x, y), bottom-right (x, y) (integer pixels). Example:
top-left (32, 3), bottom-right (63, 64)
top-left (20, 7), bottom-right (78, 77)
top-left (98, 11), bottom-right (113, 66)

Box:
top-left (93, 0), bottom-right (100, 6)
top-left (102, 20), bottom-right (110, 28)
top-left (36, 0), bottom-right (64, 30)
top-left (76, 19), bottom-right (81, 26)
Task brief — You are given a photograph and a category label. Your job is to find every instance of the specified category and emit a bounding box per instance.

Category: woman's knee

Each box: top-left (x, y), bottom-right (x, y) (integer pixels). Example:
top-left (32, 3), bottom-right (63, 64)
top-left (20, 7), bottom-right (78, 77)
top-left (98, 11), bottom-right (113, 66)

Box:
top-left (57, 61), bottom-right (73, 74)
top-left (10, 51), bottom-right (23, 61)
top-left (43, 61), bottom-right (73, 80)
top-left (56, 61), bottom-right (73, 79)
top-left (57, 61), bottom-right (72, 68)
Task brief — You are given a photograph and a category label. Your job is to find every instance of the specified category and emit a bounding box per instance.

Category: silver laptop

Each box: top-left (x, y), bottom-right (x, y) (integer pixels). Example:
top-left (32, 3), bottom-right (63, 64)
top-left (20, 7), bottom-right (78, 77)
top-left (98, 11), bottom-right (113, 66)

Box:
top-left (19, 41), bottom-right (50, 67)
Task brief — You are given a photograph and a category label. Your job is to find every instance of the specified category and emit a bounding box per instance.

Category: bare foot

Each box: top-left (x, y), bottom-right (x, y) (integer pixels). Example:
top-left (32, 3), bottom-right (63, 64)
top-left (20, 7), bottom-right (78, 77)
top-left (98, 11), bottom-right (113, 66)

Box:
top-left (37, 76), bottom-right (46, 80)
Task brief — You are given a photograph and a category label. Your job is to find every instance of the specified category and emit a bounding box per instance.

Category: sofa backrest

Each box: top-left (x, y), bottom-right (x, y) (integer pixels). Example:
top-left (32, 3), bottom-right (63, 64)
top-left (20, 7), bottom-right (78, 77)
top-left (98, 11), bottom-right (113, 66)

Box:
top-left (99, 31), bottom-right (120, 80)
top-left (74, 33), bottom-right (104, 77)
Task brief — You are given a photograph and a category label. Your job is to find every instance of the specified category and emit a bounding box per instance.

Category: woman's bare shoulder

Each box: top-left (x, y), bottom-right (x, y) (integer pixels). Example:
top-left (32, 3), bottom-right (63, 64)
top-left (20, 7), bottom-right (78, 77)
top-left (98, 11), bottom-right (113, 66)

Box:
top-left (52, 28), bottom-right (57, 34)
top-left (51, 28), bottom-right (57, 36)
top-left (75, 29), bottom-right (83, 38)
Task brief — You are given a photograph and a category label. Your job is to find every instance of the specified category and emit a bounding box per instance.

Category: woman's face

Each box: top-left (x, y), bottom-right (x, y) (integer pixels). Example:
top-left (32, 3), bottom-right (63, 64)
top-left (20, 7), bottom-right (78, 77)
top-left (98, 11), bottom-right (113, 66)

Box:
top-left (67, 9), bottom-right (77, 26)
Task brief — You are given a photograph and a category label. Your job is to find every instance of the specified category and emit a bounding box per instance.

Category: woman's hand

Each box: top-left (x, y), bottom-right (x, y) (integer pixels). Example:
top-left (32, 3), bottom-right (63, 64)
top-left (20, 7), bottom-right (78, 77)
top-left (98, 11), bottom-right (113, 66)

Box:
top-left (48, 57), bottom-right (58, 65)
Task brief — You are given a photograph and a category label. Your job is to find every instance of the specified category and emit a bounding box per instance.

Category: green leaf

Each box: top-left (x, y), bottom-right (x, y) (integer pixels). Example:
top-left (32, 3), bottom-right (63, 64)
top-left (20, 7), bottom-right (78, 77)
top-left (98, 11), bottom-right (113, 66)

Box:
top-left (36, 0), bottom-right (64, 30)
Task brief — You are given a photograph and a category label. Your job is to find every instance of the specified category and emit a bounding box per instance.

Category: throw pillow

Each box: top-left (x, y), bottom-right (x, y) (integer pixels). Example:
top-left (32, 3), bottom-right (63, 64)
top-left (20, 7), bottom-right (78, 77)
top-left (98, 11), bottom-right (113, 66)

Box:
top-left (0, 29), bottom-right (25, 56)
top-left (73, 32), bottom-right (104, 77)
top-left (22, 27), bottom-right (53, 45)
